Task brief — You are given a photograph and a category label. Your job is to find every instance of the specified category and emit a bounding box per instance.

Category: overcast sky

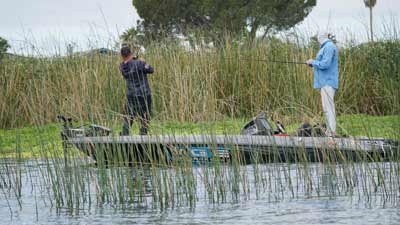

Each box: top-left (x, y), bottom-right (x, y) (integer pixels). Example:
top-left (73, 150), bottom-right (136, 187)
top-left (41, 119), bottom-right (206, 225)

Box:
top-left (0, 0), bottom-right (399, 54)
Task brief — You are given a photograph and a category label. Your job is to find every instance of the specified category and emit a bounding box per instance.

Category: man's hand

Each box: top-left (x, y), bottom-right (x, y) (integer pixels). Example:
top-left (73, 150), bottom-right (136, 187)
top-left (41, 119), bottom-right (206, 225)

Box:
top-left (306, 59), bottom-right (314, 67)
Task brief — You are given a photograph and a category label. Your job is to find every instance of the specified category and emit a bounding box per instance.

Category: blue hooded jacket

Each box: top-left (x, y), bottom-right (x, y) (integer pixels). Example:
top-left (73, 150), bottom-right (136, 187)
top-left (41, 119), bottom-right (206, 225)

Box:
top-left (311, 40), bottom-right (339, 90)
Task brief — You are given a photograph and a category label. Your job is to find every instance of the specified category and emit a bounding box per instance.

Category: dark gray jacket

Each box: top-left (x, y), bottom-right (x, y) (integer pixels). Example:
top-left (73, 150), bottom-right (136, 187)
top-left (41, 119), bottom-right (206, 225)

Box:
top-left (120, 59), bottom-right (154, 96)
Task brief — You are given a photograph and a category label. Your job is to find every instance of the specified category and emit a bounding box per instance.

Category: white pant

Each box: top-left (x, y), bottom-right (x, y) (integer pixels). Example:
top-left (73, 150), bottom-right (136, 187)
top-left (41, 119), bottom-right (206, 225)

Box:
top-left (321, 86), bottom-right (336, 136)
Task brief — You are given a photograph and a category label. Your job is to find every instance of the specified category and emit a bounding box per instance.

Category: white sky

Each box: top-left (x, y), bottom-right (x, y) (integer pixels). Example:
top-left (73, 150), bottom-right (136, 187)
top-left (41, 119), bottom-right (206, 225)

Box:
top-left (296, 0), bottom-right (399, 44)
top-left (0, 0), bottom-right (399, 54)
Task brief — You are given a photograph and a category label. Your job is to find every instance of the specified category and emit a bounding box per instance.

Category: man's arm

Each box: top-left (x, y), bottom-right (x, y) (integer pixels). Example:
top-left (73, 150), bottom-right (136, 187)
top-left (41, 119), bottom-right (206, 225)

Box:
top-left (119, 63), bottom-right (128, 79)
top-left (139, 59), bottom-right (154, 74)
top-left (311, 46), bottom-right (335, 70)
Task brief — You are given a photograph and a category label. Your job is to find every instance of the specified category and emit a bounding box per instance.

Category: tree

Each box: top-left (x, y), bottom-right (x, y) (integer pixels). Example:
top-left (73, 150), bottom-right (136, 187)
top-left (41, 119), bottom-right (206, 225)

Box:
top-left (120, 27), bottom-right (144, 49)
top-left (130, 0), bottom-right (316, 44)
top-left (0, 36), bottom-right (10, 60)
top-left (132, 0), bottom-right (207, 40)
top-left (245, 0), bottom-right (316, 42)
top-left (364, 0), bottom-right (377, 42)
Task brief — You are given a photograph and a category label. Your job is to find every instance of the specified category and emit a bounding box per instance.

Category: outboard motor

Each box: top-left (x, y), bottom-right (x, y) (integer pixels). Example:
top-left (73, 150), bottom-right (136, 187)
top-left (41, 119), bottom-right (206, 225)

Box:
top-left (240, 112), bottom-right (274, 135)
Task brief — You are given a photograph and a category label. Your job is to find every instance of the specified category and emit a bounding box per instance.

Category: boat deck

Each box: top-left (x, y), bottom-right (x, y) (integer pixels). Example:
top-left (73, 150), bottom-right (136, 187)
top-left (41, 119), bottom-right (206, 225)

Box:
top-left (67, 134), bottom-right (390, 152)
top-left (62, 134), bottom-right (400, 163)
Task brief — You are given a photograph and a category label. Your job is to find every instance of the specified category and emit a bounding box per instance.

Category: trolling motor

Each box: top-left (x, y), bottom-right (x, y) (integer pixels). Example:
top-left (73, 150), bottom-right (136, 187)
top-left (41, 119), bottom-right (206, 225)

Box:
top-left (57, 115), bottom-right (73, 129)
top-left (57, 115), bottom-right (112, 138)
top-left (58, 115), bottom-right (83, 138)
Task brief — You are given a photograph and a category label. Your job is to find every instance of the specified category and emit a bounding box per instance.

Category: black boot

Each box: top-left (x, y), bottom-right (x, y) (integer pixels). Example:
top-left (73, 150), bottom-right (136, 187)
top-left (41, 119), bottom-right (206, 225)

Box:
top-left (139, 127), bottom-right (148, 135)
top-left (121, 121), bottom-right (130, 136)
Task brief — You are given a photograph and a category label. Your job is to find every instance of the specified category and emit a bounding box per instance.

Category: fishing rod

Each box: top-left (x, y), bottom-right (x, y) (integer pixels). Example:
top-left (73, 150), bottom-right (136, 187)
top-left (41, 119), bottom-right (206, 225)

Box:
top-left (237, 57), bottom-right (307, 65)
top-left (222, 56), bottom-right (307, 65)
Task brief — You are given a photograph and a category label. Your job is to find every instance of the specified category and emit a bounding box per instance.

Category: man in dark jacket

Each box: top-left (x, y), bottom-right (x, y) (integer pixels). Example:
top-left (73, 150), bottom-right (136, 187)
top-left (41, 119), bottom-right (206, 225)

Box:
top-left (119, 45), bottom-right (154, 135)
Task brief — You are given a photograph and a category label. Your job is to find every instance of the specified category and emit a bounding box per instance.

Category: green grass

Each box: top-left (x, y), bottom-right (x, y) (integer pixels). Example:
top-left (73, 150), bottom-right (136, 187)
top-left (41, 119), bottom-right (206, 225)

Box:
top-left (337, 114), bottom-right (400, 139)
top-left (136, 118), bottom-right (248, 135)
top-left (0, 124), bottom-right (61, 157)
top-left (0, 114), bottom-right (399, 158)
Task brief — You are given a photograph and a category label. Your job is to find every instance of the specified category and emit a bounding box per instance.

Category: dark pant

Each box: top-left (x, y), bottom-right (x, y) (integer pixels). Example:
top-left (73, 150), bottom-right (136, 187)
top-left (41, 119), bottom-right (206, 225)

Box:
top-left (122, 95), bottom-right (152, 135)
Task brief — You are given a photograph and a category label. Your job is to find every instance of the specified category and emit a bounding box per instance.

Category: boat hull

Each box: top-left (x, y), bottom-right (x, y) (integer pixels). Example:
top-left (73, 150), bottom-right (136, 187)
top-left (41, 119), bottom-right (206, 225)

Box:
top-left (64, 135), bottom-right (398, 164)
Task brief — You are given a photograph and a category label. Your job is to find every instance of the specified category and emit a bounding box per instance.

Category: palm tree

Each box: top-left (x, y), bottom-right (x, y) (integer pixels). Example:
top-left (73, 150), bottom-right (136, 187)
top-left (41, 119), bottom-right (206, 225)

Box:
top-left (364, 0), bottom-right (377, 42)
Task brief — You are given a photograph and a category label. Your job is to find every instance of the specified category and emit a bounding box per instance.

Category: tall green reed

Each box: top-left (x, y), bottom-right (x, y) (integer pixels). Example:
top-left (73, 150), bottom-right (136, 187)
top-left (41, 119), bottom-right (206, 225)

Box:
top-left (1, 32), bottom-right (399, 129)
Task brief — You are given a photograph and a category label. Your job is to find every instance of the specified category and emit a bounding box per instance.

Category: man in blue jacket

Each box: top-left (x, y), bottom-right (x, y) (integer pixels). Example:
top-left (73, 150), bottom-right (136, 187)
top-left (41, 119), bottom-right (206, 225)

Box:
top-left (306, 33), bottom-right (338, 140)
top-left (120, 45), bottom-right (154, 135)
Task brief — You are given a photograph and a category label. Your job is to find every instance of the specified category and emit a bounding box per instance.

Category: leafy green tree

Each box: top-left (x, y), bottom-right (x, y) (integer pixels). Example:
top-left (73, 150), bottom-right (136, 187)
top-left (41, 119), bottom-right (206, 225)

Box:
top-left (364, 0), bottom-right (377, 42)
top-left (130, 0), bottom-right (316, 44)
top-left (245, 0), bottom-right (316, 42)
top-left (0, 36), bottom-right (10, 60)
top-left (201, 0), bottom-right (248, 37)
top-left (132, 0), bottom-right (206, 40)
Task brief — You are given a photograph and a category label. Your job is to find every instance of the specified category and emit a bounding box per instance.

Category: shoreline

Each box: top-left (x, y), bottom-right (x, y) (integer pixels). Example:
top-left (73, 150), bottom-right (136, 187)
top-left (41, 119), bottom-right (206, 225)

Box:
top-left (1, 114), bottom-right (399, 158)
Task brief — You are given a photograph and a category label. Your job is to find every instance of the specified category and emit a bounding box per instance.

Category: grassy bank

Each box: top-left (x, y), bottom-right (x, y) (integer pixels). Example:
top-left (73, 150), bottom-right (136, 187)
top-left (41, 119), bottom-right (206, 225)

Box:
top-left (1, 37), bottom-right (399, 129)
top-left (1, 114), bottom-right (398, 158)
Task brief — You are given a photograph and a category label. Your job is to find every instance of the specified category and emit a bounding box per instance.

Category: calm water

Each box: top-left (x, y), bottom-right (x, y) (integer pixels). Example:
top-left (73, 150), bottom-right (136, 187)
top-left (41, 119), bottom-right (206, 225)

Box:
top-left (1, 159), bottom-right (399, 225)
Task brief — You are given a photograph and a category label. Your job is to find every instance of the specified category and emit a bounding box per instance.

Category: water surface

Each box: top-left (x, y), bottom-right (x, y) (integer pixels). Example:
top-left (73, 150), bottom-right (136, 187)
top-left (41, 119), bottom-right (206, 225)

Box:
top-left (1, 159), bottom-right (399, 224)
